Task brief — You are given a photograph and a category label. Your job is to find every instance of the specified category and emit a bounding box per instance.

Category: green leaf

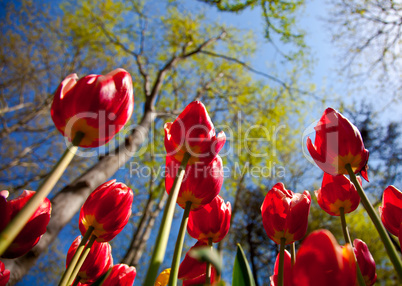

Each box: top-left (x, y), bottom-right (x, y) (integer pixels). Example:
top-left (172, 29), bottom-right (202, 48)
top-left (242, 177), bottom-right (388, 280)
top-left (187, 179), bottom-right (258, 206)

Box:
top-left (189, 246), bottom-right (222, 276)
top-left (232, 243), bottom-right (256, 286)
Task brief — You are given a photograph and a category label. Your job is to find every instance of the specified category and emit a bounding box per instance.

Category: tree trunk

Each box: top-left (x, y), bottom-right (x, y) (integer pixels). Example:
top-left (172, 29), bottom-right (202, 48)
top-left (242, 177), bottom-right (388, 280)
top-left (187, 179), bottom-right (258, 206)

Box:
top-left (4, 110), bottom-right (156, 285)
top-left (246, 223), bottom-right (259, 286)
top-left (121, 192), bottom-right (167, 267)
top-left (3, 32), bottom-right (225, 284)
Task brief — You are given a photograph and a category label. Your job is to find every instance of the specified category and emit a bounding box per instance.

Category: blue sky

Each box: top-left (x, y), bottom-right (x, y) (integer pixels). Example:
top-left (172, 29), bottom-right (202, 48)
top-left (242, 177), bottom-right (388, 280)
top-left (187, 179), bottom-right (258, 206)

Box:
top-left (7, 0), bottom-right (401, 285)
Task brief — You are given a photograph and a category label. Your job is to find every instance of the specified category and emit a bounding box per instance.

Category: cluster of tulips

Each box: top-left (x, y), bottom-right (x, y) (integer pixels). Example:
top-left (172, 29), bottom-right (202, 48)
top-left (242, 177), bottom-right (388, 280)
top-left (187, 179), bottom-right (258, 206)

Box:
top-left (0, 67), bottom-right (401, 286)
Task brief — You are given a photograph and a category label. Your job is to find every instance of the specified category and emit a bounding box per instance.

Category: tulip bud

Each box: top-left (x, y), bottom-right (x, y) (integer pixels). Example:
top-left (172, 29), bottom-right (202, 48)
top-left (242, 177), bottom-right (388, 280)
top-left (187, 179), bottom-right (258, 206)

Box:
top-left (293, 230), bottom-right (356, 286)
top-left (0, 260), bottom-right (10, 286)
top-left (178, 241), bottom-right (208, 281)
top-left (315, 173), bottom-right (361, 216)
top-left (182, 268), bottom-right (218, 286)
top-left (270, 250), bottom-right (292, 286)
top-left (165, 155), bottom-right (223, 211)
top-left (0, 190), bottom-right (51, 258)
top-left (307, 108), bottom-right (369, 181)
top-left (79, 179), bottom-right (133, 242)
top-left (51, 68), bottom-right (134, 147)
top-left (66, 236), bottom-right (113, 285)
top-left (100, 264), bottom-right (136, 286)
top-left (261, 183), bottom-right (311, 245)
top-left (155, 268), bottom-right (171, 286)
top-left (379, 185), bottom-right (402, 237)
top-left (179, 241), bottom-right (219, 286)
top-left (187, 195), bottom-right (231, 243)
top-left (164, 101), bottom-right (226, 165)
top-left (353, 239), bottom-right (377, 286)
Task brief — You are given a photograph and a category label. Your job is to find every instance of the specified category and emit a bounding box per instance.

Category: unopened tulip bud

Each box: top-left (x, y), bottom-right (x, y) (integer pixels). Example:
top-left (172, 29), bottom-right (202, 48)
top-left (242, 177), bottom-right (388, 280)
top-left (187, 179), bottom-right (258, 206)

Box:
top-left (51, 68), bottom-right (134, 147)
top-left (261, 183), bottom-right (311, 245)
top-left (164, 101), bottom-right (226, 165)
top-left (101, 264), bottom-right (136, 286)
top-left (187, 195), bottom-right (231, 243)
top-left (79, 179), bottom-right (133, 242)
top-left (66, 236), bottom-right (113, 284)
top-left (307, 108), bottom-right (369, 181)
top-left (0, 190), bottom-right (51, 258)
top-left (315, 173), bottom-right (361, 216)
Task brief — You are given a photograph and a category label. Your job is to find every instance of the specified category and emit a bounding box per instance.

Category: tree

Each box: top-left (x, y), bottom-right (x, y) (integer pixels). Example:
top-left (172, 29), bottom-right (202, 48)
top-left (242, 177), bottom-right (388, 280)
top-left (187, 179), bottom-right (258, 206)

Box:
top-left (197, 0), bottom-right (307, 61)
top-left (1, 0), bottom-right (313, 284)
top-left (328, 0), bottom-right (402, 95)
top-left (342, 103), bottom-right (402, 195)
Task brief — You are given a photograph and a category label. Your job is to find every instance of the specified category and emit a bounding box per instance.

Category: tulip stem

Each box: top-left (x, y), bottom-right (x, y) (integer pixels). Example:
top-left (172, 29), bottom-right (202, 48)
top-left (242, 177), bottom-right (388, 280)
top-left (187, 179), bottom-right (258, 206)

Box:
top-left (278, 238), bottom-right (286, 286)
top-left (340, 207), bottom-right (366, 286)
top-left (346, 164), bottom-right (402, 279)
top-left (67, 234), bottom-right (97, 286)
top-left (339, 207), bottom-right (351, 245)
top-left (290, 242), bottom-right (296, 266)
top-left (144, 152), bottom-right (191, 285)
top-left (168, 201), bottom-right (192, 286)
top-left (205, 237), bottom-right (213, 285)
top-left (58, 226), bottom-right (94, 286)
top-left (0, 131), bottom-right (84, 257)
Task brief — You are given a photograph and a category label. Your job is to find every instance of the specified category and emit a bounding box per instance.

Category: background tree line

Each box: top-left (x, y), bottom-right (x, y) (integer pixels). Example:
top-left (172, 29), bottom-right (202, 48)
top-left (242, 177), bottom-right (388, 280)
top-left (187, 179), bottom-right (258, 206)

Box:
top-left (0, 0), bottom-right (401, 285)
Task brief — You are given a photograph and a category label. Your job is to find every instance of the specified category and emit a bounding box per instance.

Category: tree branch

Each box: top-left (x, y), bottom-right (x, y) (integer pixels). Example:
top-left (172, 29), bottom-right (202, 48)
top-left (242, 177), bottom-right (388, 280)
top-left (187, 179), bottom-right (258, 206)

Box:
top-left (199, 50), bottom-right (317, 98)
top-left (3, 30), bottom-right (229, 285)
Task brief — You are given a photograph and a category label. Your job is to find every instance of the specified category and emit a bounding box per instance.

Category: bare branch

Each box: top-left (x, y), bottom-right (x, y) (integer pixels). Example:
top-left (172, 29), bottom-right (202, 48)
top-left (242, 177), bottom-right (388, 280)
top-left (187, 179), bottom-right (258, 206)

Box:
top-left (199, 50), bottom-right (317, 98)
top-left (0, 103), bottom-right (33, 115)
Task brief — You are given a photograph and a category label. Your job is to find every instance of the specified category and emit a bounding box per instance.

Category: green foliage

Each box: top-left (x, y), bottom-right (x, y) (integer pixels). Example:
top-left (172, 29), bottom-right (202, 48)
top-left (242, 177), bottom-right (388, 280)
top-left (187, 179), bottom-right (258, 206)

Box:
top-left (197, 0), bottom-right (307, 61)
top-left (1, 0), bottom-right (315, 284)
top-left (233, 243), bottom-right (256, 286)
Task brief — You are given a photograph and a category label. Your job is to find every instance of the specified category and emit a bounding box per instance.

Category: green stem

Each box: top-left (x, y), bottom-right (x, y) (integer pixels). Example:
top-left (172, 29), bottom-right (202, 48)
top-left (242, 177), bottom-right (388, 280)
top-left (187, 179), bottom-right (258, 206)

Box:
top-left (58, 226), bottom-right (94, 286)
top-left (340, 208), bottom-right (366, 286)
top-left (290, 242), bottom-right (296, 267)
top-left (144, 152), bottom-right (191, 285)
top-left (278, 238), bottom-right (286, 286)
top-left (0, 132), bottom-right (84, 257)
top-left (67, 234), bottom-right (97, 286)
top-left (205, 237), bottom-right (213, 285)
top-left (168, 201), bottom-right (192, 286)
top-left (340, 208), bottom-right (351, 245)
top-left (346, 163), bottom-right (402, 279)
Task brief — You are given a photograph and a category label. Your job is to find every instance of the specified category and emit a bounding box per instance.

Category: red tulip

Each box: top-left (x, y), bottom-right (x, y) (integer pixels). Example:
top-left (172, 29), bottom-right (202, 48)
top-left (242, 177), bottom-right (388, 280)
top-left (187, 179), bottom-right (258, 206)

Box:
top-left (66, 236), bottom-right (113, 285)
top-left (187, 195), bottom-right (231, 243)
top-left (100, 264), bottom-right (136, 286)
top-left (0, 260), bottom-right (10, 286)
top-left (292, 230), bottom-right (356, 286)
top-left (79, 179), bottom-right (133, 242)
top-left (379, 185), bottom-right (402, 237)
top-left (164, 101), bottom-right (226, 165)
top-left (182, 268), bottom-right (218, 286)
top-left (315, 173), bottom-right (361, 216)
top-left (51, 68), bottom-right (134, 147)
top-left (178, 240), bottom-right (208, 281)
top-left (270, 250), bottom-right (292, 286)
top-left (261, 183), bottom-right (311, 245)
top-left (0, 190), bottom-right (51, 259)
top-left (353, 239), bottom-right (377, 286)
top-left (307, 108), bottom-right (369, 181)
top-left (165, 155), bottom-right (223, 211)
top-left (179, 243), bottom-right (219, 286)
